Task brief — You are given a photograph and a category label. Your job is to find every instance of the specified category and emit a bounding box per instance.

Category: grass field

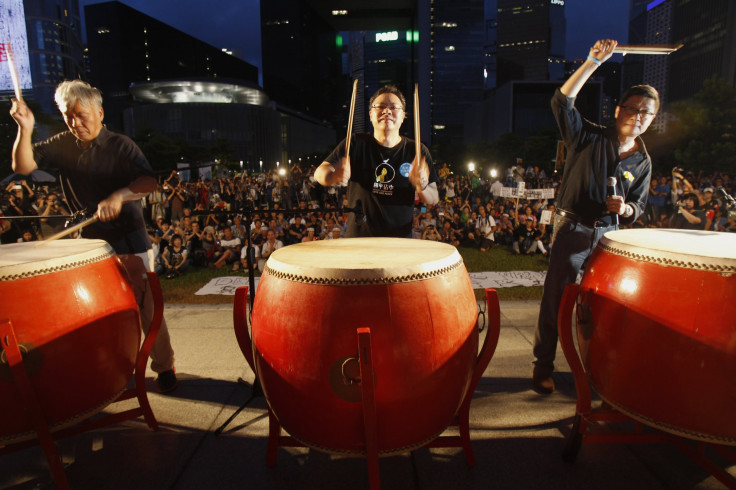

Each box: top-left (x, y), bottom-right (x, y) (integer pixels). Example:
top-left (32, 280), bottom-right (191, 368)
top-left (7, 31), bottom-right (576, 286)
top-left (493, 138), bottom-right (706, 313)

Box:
top-left (159, 245), bottom-right (548, 304)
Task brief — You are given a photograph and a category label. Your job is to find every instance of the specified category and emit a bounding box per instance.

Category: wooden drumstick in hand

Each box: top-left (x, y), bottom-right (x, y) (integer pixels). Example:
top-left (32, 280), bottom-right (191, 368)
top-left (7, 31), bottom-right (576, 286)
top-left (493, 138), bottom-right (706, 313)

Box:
top-left (35, 215), bottom-right (99, 247)
top-left (7, 43), bottom-right (23, 101)
top-left (411, 84), bottom-right (428, 191)
top-left (340, 78), bottom-right (358, 186)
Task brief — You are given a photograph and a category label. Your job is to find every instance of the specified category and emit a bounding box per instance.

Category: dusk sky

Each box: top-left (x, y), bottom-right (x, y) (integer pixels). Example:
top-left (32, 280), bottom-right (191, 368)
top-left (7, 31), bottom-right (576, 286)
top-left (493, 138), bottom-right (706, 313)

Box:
top-left (79, 0), bottom-right (631, 73)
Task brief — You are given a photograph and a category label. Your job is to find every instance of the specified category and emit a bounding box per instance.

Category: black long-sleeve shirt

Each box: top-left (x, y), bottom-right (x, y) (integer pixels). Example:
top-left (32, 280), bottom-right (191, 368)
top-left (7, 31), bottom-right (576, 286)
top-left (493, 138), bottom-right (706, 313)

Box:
top-left (551, 89), bottom-right (651, 224)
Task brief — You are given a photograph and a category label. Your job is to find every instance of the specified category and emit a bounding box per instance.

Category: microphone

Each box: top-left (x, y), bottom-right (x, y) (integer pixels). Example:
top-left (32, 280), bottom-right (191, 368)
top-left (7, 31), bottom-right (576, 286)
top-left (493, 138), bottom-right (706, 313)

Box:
top-left (607, 176), bottom-right (619, 226)
top-left (716, 187), bottom-right (736, 219)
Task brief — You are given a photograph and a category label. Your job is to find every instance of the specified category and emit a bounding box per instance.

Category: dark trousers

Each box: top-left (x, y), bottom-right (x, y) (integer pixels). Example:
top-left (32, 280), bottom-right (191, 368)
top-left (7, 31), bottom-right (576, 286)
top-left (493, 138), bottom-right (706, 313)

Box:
top-left (532, 213), bottom-right (615, 372)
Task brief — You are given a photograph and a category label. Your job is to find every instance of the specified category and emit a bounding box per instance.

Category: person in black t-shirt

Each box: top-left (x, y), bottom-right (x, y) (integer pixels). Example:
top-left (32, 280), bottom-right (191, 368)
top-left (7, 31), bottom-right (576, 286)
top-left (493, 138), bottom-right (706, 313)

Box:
top-left (10, 80), bottom-right (178, 393)
top-left (314, 85), bottom-right (440, 237)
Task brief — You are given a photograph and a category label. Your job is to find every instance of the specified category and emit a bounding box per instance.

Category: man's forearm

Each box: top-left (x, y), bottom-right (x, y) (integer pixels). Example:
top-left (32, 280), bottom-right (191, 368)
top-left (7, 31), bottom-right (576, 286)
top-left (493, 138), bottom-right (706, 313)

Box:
top-left (560, 59), bottom-right (599, 98)
top-left (12, 129), bottom-right (38, 175)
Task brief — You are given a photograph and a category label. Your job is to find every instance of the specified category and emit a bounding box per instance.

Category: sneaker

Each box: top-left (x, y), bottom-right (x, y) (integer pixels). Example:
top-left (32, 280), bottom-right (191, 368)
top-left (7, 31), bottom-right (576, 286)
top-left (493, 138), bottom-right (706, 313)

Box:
top-left (156, 369), bottom-right (178, 393)
top-left (532, 367), bottom-right (555, 395)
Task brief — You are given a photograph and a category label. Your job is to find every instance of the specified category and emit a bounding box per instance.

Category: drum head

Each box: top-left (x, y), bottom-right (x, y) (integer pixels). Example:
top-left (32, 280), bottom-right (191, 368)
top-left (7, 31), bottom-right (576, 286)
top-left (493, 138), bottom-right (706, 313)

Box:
top-left (266, 237), bottom-right (463, 284)
top-left (600, 229), bottom-right (736, 271)
top-left (0, 239), bottom-right (115, 280)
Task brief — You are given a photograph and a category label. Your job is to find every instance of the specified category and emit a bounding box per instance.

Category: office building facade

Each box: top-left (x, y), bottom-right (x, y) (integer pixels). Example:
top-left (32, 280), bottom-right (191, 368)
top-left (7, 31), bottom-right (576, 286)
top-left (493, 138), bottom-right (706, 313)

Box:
top-left (85, 1), bottom-right (259, 131)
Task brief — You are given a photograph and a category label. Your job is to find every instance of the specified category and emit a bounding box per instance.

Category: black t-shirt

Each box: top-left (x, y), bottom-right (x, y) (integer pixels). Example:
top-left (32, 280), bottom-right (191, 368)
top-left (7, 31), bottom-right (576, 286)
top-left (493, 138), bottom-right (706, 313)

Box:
top-left (33, 127), bottom-right (153, 254)
top-left (325, 133), bottom-right (438, 238)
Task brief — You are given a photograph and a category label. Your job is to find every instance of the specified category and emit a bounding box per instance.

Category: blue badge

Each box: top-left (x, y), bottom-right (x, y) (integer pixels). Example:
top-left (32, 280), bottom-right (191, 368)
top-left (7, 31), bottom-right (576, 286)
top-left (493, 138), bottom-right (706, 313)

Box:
top-left (399, 162), bottom-right (412, 178)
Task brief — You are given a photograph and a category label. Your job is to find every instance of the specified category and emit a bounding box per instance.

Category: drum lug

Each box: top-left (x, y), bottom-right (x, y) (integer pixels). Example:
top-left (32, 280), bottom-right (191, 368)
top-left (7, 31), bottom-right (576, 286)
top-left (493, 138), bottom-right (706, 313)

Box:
top-left (0, 341), bottom-right (43, 382)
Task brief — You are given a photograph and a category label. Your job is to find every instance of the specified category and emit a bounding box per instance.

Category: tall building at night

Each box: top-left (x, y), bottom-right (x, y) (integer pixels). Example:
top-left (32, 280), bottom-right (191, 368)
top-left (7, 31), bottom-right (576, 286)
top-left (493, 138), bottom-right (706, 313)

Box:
top-left (85, 1), bottom-right (258, 131)
top-left (494, 0), bottom-right (566, 87)
top-left (464, 0), bottom-right (568, 148)
top-left (428, 0), bottom-right (486, 153)
top-left (668, 0), bottom-right (736, 102)
top-left (260, 0), bottom-right (344, 125)
top-left (642, 0), bottom-right (673, 132)
top-left (623, 0), bottom-right (651, 90)
top-left (14, 0), bottom-right (85, 116)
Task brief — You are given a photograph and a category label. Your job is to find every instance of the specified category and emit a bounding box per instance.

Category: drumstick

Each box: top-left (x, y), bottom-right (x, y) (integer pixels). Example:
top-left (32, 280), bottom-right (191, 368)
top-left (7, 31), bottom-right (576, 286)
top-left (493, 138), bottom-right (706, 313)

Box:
top-left (413, 83), bottom-right (421, 164)
top-left (344, 78), bottom-right (358, 161)
top-left (7, 43), bottom-right (22, 100)
top-left (612, 43), bottom-right (684, 55)
top-left (35, 215), bottom-right (99, 247)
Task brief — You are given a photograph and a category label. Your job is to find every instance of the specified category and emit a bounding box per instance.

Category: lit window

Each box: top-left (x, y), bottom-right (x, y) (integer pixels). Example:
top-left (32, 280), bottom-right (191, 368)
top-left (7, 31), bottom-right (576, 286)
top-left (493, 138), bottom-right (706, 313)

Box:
top-left (332, 10), bottom-right (347, 15)
top-left (444, 46), bottom-right (455, 52)
top-left (97, 27), bottom-right (110, 34)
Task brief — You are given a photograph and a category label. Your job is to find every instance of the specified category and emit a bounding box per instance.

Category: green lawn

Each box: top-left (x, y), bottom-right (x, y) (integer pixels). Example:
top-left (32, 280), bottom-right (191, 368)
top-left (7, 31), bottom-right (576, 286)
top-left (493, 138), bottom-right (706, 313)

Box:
top-left (159, 245), bottom-right (548, 304)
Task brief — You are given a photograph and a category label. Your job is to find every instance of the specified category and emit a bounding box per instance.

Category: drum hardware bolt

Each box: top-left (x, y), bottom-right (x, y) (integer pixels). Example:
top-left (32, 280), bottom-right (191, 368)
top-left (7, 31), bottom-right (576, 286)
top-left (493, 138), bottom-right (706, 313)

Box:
top-left (341, 357), bottom-right (362, 385)
top-left (0, 341), bottom-right (43, 382)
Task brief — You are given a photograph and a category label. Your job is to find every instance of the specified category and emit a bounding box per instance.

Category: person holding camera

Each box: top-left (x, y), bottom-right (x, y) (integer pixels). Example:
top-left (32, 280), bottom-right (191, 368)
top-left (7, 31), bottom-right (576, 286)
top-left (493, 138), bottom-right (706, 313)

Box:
top-left (669, 193), bottom-right (706, 229)
top-left (39, 192), bottom-right (70, 238)
top-left (422, 223), bottom-right (441, 241)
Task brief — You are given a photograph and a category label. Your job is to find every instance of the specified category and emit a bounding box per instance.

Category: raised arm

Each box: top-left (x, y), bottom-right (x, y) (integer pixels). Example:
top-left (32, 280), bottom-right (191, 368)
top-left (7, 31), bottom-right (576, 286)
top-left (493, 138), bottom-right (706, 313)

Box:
top-left (9, 98), bottom-right (39, 175)
top-left (560, 39), bottom-right (618, 98)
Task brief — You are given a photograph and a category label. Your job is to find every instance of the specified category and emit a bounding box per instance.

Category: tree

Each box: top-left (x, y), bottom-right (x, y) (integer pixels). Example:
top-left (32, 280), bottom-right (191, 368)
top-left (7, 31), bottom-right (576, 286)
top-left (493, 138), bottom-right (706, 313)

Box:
top-left (135, 131), bottom-right (182, 172)
top-left (523, 126), bottom-right (559, 173)
top-left (668, 76), bottom-right (736, 173)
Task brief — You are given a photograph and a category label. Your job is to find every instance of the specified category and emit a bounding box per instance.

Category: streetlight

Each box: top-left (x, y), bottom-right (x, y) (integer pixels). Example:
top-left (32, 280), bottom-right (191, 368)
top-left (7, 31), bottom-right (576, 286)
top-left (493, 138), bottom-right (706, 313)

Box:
top-left (278, 168), bottom-right (286, 176)
top-left (259, 160), bottom-right (263, 173)
top-left (490, 168), bottom-right (498, 178)
top-left (468, 162), bottom-right (475, 172)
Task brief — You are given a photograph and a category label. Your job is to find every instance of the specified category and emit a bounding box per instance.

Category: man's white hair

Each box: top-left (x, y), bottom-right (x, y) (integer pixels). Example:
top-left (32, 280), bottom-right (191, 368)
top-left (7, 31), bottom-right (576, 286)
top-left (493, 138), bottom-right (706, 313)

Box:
top-left (54, 80), bottom-right (103, 112)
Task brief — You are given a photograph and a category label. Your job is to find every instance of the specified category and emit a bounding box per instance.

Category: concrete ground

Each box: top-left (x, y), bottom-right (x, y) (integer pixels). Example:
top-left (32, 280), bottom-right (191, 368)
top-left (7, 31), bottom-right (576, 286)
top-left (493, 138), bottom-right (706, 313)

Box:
top-left (1, 300), bottom-right (734, 489)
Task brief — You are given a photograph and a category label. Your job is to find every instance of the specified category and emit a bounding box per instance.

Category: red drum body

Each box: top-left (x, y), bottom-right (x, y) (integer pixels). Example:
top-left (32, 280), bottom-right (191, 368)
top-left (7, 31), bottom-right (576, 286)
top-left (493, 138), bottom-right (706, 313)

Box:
top-left (251, 238), bottom-right (478, 454)
top-left (0, 239), bottom-right (141, 444)
top-left (576, 229), bottom-right (736, 444)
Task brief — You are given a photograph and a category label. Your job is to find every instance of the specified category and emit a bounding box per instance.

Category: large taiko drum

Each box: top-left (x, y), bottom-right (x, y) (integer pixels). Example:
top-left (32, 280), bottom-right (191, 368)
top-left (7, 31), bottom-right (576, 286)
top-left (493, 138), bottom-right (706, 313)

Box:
top-left (576, 229), bottom-right (736, 445)
top-left (250, 238), bottom-right (478, 454)
top-left (0, 239), bottom-right (141, 445)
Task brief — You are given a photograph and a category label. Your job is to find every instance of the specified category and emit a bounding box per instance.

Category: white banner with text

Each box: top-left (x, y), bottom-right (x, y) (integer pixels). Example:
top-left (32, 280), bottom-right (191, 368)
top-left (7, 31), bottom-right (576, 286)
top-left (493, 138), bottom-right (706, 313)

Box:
top-left (194, 271), bottom-right (548, 296)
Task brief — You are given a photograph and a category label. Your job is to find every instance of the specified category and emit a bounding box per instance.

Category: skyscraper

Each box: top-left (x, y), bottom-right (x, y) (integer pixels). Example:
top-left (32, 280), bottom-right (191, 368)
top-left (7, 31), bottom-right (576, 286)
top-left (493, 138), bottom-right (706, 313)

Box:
top-left (21, 0), bottom-right (85, 116)
top-left (642, 0), bottom-right (673, 132)
top-left (668, 0), bottom-right (736, 102)
top-left (428, 0), bottom-right (485, 154)
top-left (494, 0), bottom-right (566, 87)
top-left (260, 0), bottom-right (343, 125)
top-left (85, 1), bottom-right (258, 130)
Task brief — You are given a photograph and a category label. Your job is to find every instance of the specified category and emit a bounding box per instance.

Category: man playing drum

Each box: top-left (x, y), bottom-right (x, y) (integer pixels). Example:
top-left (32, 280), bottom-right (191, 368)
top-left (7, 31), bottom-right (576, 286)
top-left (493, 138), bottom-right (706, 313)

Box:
top-left (532, 39), bottom-right (659, 394)
top-left (314, 85), bottom-right (440, 237)
top-left (10, 80), bottom-right (178, 393)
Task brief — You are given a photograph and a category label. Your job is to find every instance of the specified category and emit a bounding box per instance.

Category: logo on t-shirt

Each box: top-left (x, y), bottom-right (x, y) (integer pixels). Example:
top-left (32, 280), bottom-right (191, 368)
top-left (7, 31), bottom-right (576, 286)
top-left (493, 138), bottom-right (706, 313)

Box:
top-left (374, 162), bottom-right (396, 196)
top-left (375, 163), bottom-right (395, 183)
top-left (399, 162), bottom-right (412, 178)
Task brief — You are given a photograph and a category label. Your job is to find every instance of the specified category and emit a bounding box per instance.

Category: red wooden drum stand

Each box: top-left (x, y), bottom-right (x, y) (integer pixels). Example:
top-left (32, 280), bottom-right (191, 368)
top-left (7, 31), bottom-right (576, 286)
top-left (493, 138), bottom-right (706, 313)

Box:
top-left (558, 229), bottom-right (736, 488)
top-left (233, 238), bottom-right (500, 489)
top-left (0, 240), bottom-right (163, 489)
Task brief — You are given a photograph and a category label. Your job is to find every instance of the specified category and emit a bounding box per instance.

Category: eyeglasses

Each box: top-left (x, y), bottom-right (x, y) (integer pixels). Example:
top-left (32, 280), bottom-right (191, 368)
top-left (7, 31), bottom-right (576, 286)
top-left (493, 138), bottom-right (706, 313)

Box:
top-left (370, 104), bottom-right (404, 112)
top-left (620, 106), bottom-right (656, 118)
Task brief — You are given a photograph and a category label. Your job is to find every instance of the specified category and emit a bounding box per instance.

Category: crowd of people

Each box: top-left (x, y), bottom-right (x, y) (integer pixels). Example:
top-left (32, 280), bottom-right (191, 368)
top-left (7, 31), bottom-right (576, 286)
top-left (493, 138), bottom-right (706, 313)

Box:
top-left (3, 162), bottom-right (734, 278)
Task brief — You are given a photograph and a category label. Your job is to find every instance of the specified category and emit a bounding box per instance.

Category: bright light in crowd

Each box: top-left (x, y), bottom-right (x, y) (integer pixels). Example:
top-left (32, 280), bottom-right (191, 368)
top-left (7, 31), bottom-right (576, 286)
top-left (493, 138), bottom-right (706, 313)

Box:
top-left (278, 168), bottom-right (286, 176)
top-left (468, 162), bottom-right (475, 172)
top-left (490, 169), bottom-right (498, 178)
